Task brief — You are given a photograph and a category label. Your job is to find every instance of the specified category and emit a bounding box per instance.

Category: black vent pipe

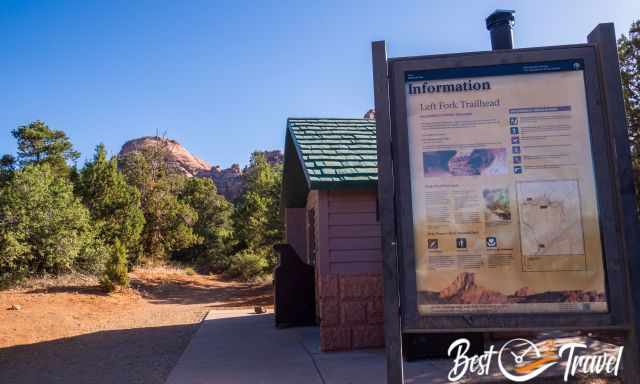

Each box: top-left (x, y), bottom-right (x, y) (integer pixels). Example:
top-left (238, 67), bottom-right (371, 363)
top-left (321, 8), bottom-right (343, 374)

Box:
top-left (486, 10), bottom-right (515, 50)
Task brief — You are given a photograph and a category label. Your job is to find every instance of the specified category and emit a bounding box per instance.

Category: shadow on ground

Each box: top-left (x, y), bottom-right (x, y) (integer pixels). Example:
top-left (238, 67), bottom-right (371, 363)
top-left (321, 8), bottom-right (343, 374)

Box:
top-left (0, 323), bottom-right (198, 384)
top-left (26, 285), bottom-right (109, 296)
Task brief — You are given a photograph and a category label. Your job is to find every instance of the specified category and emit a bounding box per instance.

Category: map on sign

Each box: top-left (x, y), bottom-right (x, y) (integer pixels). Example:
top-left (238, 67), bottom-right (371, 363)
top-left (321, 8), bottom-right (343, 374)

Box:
top-left (517, 180), bottom-right (585, 257)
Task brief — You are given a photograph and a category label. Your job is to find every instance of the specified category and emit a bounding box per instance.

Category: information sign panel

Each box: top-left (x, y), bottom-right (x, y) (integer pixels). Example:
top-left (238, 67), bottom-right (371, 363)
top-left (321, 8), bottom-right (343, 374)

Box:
top-left (404, 61), bottom-right (607, 315)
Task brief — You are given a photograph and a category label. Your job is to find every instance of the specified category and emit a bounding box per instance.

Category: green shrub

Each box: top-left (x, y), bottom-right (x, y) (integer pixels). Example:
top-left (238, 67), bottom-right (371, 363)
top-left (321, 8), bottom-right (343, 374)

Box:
top-left (100, 240), bottom-right (129, 292)
top-left (227, 248), bottom-right (270, 281)
top-left (75, 239), bottom-right (110, 275)
top-left (0, 164), bottom-right (96, 284)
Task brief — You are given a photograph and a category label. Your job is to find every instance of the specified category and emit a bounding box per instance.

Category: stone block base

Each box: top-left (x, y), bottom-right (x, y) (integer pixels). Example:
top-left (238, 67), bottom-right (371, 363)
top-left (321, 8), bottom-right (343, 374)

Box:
top-left (318, 273), bottom-right (384, 351)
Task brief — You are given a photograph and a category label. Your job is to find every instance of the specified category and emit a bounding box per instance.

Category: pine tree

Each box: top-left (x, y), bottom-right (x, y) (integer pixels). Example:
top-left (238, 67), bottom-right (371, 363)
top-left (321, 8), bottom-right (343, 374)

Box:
top-left (78, 144), bottom-right (145, 262)
top-left (11, 121), bottom-right (80, 176)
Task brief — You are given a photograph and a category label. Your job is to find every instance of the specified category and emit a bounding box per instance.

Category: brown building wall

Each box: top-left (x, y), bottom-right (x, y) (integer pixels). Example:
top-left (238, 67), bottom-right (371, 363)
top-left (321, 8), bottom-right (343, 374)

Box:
top-left (306, 190), bottom-right (321, 321)
top-left (285, 208), bottom-right (307, 261)
top-left (306, 191), bottom-right (320, 266)
top-left (315, 189), bottom-right (384, 351)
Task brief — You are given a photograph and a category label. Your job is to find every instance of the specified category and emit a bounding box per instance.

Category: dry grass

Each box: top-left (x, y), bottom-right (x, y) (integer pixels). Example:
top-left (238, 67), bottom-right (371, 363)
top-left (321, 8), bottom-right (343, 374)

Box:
top-left (131, 263), bottom-right (188, 275)
top-left (13, 272), bottom-right (100, 290)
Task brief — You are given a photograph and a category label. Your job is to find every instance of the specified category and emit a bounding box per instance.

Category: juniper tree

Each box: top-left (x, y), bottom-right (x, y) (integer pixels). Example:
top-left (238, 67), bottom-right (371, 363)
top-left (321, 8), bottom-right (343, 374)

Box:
top-left (100, 239), bottom-right (129, 292)
top-left (119, 143), bottom-right (199, 261)
top-left (177, 177), bottom-right (235, 271)
top-left (230, 152), bottom-right (283, 278)
top-left (0, 154), bottom-right (16, 185)
top-left (0, 164), bottom-right (96, 283)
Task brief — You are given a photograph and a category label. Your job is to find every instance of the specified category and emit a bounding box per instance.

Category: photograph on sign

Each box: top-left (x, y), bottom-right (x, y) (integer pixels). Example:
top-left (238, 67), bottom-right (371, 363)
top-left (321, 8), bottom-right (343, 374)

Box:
top-left (405, 60), bottom-right (608, 315)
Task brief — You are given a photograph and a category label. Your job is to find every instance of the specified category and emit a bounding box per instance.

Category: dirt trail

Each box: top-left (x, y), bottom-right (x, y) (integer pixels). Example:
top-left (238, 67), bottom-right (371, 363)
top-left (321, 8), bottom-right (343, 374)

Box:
top-left (0, 268), bottom-right (273, 384)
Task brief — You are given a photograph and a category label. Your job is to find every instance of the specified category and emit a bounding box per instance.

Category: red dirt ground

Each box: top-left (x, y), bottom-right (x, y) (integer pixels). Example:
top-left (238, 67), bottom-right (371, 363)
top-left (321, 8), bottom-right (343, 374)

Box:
top-left (0, 267), bottom-right (273, 384)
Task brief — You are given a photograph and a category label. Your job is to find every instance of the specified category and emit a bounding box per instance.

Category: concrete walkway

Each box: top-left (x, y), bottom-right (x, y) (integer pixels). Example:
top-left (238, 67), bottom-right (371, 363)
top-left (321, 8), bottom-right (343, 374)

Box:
top-left (166, 310), bottom-right (622, 384)
top-left (165, 310), bottom-right (323, 384)
top-left (165, 310), bottom-right (451, 384)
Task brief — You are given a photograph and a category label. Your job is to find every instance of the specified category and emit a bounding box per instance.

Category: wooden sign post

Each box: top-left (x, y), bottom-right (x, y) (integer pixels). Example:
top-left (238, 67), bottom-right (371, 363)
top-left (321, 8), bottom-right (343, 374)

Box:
top-left (372, 22), bottom-right (640, 383)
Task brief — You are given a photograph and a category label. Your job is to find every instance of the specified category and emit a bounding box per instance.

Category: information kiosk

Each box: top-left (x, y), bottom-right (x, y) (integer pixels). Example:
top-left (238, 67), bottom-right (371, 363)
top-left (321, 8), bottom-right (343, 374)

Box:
top-left (372, 12), bottom-right (640, 383)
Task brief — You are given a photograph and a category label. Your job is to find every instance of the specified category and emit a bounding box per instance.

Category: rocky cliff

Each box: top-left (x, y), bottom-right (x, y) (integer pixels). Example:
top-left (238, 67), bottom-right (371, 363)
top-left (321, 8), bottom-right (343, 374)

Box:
top-left (118, 137), bottom-right (282, 201)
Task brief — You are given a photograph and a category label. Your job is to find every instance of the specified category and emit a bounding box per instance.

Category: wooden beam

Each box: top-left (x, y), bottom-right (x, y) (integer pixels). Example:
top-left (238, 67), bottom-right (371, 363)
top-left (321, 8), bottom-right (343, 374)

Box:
top-left (372, 40), bottom-right (404, 384)
top-left (588, 22), bottom-right (640, 383)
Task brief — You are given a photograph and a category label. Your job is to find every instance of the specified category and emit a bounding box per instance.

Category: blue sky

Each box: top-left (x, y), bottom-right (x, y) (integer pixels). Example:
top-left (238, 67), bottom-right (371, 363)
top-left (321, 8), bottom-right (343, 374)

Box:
top-left (1, 1), bottom-right (639, 167)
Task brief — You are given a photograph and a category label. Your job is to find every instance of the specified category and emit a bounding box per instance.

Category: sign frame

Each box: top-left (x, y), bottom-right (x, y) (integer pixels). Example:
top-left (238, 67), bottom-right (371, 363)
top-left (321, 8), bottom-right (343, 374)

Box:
top-left (372, 23), bottom-right (640, 384)
top-left (394, 45), bottom-right (624, 332)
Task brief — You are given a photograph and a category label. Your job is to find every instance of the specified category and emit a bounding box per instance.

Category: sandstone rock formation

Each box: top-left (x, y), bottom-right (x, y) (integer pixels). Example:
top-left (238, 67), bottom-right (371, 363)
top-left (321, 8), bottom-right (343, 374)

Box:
top-left (438, 272), bottom-right (509, 304)
top-left (439, 272), bottom-right (477, 300)
top-left (429, 272), bottom-right (606, 306)
top-left (119, 137), bottom-right (211, 177)
top-left (196, 164), bottom-right (244, 201)
top-left (118, 136), bottom-right (283, 201)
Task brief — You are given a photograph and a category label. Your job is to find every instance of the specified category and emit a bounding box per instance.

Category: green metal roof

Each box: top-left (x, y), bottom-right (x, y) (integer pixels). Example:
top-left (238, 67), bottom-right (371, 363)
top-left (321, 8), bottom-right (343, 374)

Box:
top-left (287, 118), bottom-right (378, 190)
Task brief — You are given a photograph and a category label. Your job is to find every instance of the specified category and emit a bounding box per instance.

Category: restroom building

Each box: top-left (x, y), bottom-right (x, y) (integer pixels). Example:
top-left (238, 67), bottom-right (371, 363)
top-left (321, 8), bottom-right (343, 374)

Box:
top-left (279, 117), bottom-right (384, 351)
